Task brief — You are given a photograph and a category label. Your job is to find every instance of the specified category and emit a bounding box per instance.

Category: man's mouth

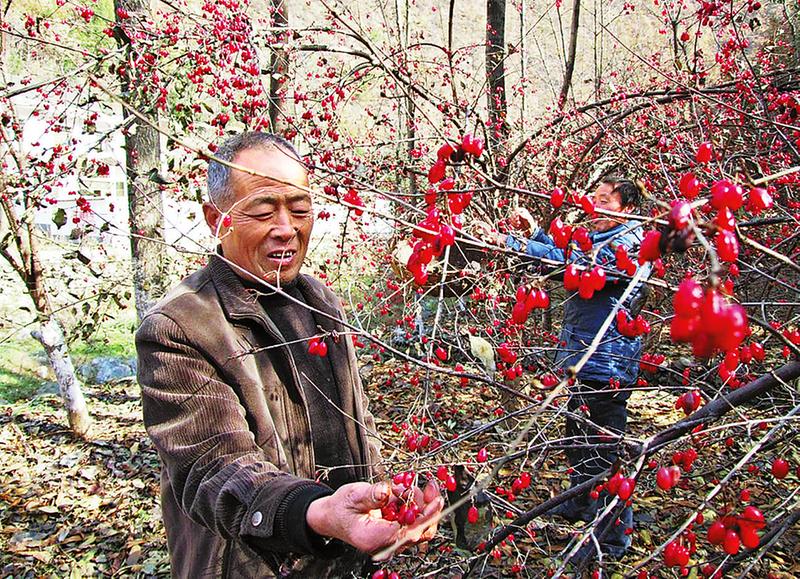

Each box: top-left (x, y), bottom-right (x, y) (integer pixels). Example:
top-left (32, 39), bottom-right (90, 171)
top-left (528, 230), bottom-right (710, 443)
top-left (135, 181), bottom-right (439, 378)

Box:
top-left (266, 249), bottom-right (297, 264)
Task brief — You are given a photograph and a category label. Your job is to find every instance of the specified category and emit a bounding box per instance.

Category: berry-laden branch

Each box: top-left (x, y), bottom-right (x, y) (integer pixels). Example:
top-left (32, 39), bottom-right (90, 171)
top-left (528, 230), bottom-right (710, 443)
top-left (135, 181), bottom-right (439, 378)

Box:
top-left (470, 361), bottom-right (800, 575)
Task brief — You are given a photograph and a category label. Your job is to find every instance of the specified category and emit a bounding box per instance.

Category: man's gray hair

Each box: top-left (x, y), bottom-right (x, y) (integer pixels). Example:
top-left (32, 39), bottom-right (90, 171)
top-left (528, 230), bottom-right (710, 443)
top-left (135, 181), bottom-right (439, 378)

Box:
top-left (206, 132), bottom-right (302, 210)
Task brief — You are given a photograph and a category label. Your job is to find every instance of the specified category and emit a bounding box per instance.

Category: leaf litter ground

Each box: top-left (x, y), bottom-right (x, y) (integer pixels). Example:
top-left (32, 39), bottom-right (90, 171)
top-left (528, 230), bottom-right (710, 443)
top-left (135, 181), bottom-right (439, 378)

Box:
top-left (0, 363), bottom-right (797, 578)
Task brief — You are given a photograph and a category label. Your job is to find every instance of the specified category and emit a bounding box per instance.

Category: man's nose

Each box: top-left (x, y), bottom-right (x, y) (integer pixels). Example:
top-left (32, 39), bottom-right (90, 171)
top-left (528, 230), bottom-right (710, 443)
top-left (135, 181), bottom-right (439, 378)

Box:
top-left (270, 207), bottom-right (297, 240)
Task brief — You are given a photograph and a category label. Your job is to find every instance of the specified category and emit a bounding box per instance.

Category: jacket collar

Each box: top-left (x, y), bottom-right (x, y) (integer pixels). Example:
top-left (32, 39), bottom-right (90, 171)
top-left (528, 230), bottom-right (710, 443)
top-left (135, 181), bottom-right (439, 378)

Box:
top-left (590, 220), bottom-right (644, 244)
top-left (207, 253), bottom-right (341, 332)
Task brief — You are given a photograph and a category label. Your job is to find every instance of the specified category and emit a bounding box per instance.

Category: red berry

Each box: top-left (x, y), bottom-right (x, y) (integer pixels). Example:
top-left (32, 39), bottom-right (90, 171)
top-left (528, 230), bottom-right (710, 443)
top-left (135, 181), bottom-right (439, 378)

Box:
top-left (589, 266), bottom-right (606, 291)
top-left (476, 447), bottom-right (488, 463)
top-left (674, 278), bottom-right (704, 317)
top-left (428, 161), bottom-right (446, 184)
top-left (669, 200), bottom-right (692, 230)
top-left (707, 520), bottom-right (726, 545)
top-left (467, 505), bottom-right (479, 524)
top-left (716, 230), bottom-right (739, 262)
top-left (639, 230), bottom-right (662, 264)
top-left (550, 187), bottom-right (565, 208)
top-left (656, 467), bottom-right (674, 491)
top-left (771, 458), bottom-right (790, 479)
top-left (564, 264), bottom-right (581, 291)
top-left (747, 187), bottom-right (773, 214)
top-left (617, 478), bottom-right (635, 500)
top-left (739, 525), bottom-right (760, 549)
top-left (696, 141), bottom-right (713, 163)
top-left (723, 529), bottom-right (741, 555)
top-left (679, 172), bottom-right (702, 199)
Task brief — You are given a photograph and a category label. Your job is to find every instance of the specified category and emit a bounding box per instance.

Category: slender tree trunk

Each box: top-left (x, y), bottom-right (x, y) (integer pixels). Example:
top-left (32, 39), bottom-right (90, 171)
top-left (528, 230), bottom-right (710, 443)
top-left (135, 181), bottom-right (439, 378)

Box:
top-left (0, 163), bottom-right (92, 438)
top-left (558, 0), bottom-right (581, 109)
top-left (269, 0), bottom-right (290, 135)
top-left (486, 0), bottom-right (508, 162)
top-left (114, 0), bottom-right (167, 322)
top-left (395, 0), bottom-right (416, 196)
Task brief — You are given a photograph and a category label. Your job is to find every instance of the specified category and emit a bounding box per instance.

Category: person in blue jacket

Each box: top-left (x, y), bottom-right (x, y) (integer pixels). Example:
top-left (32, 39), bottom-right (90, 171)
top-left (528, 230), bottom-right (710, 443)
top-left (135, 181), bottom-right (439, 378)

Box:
top-left (482, 176), bottom-right (650, 560)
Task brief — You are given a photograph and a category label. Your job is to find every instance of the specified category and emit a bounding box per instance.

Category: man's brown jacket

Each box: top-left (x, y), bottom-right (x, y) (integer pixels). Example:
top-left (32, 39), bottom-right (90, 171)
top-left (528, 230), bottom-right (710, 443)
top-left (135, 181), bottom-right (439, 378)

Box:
top-left (136, 255), bottom-right (381, 578)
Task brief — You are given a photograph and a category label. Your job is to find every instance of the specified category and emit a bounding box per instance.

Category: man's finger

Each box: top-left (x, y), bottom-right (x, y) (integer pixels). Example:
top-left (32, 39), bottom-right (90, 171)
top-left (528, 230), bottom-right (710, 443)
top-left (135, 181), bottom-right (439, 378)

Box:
top-left (422, 479), bottom-right (440, 503)
top-left (352, 481), bottom-right (391, 511)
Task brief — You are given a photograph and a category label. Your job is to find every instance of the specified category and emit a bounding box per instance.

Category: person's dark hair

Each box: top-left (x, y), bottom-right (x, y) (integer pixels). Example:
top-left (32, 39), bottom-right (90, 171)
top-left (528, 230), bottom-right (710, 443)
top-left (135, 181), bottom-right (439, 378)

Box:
top-left (600, 175), bottom-right (645, 208)
top-left (207, 132), bottom-right (302, 210)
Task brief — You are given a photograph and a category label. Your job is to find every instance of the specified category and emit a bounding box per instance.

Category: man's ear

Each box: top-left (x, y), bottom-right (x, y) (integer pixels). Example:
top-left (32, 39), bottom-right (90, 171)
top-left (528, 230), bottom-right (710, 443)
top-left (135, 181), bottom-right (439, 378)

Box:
top-left (203, 202), bottom-right (222, 235)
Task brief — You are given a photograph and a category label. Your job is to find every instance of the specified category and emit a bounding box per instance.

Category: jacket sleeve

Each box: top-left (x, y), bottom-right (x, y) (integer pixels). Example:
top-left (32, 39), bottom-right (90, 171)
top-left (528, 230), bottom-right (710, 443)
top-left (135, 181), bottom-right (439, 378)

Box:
top-left (136, 312), bottom-right (337, 556)
top-left (506, 227), bottom-right (641, 279)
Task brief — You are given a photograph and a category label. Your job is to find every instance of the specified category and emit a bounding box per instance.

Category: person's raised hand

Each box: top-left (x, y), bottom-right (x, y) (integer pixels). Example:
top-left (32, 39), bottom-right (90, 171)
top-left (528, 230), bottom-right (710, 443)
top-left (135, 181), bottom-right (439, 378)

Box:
top-left (509, 206), bottom-right (536, 234)
top-left (473, 220), bottom-right (507, 247)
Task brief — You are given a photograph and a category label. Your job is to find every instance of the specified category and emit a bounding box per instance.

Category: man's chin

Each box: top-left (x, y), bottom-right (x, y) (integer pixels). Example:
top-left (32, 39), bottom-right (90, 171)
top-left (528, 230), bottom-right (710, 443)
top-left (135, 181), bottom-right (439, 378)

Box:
top-left (260, 270), bottom-right (300, 286)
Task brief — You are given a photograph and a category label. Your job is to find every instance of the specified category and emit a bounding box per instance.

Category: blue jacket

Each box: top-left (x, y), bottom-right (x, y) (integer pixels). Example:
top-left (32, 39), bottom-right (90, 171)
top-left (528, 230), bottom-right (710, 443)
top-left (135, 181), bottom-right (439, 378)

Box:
top-left (507, 222), bottom-right (650, 385)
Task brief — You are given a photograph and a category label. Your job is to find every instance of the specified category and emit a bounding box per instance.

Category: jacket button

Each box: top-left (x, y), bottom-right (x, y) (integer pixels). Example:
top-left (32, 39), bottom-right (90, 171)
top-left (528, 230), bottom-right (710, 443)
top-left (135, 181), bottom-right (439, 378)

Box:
top-left (251, 511), bottom-right (263, 527)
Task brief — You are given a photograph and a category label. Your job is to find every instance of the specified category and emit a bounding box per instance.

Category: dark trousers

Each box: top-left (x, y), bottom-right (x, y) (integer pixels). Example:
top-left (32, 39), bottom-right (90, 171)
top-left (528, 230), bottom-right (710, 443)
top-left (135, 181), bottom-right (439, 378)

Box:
top-left (564, 380), bottom-right (632, 552)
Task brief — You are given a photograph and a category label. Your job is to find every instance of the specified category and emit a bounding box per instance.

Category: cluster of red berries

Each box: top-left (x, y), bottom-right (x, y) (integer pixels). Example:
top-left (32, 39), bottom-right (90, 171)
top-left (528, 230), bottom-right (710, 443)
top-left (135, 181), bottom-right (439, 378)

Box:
top-left (564, 264), bottom-right (607, 299)
top-left (670, 278), bottom-right (749, 358)
top-left (497, 342), bottom-right (518, 365)
top-left (406, 136), bottom-right (483, 285)
top-left (655, 465), bottom-right (682, 491)
top-left (707, 506), bottom-right (765, 554)
top-left (672, 447), bottom-right (699, 472)
top-left (427, 134), bottom-right (483, 185)
top-left (663, 534), bottom-right (695, 569)
top-left (511, 285), bottom-right (550, 325)
top-left (605, 471), bottom-right (636, 501)
top-left (307, 338), bottom-right (328, 357)
top-left (342, 188), bottom-right (365, 217)
top-left (617, 310), bottom-right (650, 337)
top-left (403, 429), bottom-right (439, 454)
top-left (406, 208), bottom-right (456, 285)
top-left (675, 389), bottom-right (703, 416)
top-left (639, 352), bottom-right (666, 373)
top-left (547, 217), bottom-right (588, 251)
top-left (434, 466), bottom-right (458, 492)
top-left (383, 472), bottom-right (422, 525)
top-left (615, 245), bottom-right (637, 276)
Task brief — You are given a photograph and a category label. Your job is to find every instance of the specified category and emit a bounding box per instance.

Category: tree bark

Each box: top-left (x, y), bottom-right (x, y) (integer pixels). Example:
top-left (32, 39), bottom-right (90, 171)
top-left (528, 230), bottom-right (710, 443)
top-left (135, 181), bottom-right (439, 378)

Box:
top-left (114, 0), bottom-right (167, 322)
top-left (558, 0), bottom-right (581, 109)
top-left (31, 319), bottom-right (92, 437)
top-left (269, 0), bottom-right (290, 135)
top-left (486, 0), bottom-right (508, 160)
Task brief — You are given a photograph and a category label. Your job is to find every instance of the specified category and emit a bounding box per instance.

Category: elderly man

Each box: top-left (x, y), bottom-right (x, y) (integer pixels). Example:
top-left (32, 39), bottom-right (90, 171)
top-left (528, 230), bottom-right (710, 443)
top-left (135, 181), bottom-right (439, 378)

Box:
top-left (482, 176), bottom-right (649, 560)
top-left (136, 132), bottom-right (442, 578)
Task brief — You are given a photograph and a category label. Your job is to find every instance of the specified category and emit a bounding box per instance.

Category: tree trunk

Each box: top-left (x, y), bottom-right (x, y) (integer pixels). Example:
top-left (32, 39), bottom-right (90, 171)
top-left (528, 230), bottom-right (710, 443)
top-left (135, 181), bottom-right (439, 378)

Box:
top-left (32, 319), bottom-right (92, 437)
top-left (114, 0), bottom-right (168, 322)
top-left (486, 0), bottom-right (508, 161)
top-left (269, 0), bottom-right (290, 135)
top-left (558, 0), bottom-right (581, 109)
top-left (395, 0), bottom-right (417, 196)
top-left (0, 169), bottom-right (92, 438)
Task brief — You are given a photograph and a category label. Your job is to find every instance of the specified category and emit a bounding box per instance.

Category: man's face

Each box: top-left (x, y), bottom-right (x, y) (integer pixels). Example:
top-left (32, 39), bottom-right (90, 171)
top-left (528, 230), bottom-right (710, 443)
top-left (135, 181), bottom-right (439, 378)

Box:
top-left (590, 182), bottom-right (630, 232)
top-left (204, 147), bottom-right (314, 285)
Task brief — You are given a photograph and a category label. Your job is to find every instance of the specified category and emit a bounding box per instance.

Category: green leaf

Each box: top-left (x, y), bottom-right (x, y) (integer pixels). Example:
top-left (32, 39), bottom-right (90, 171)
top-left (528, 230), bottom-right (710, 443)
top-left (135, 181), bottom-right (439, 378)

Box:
top-left (52, 208), bottom-right (67, 229)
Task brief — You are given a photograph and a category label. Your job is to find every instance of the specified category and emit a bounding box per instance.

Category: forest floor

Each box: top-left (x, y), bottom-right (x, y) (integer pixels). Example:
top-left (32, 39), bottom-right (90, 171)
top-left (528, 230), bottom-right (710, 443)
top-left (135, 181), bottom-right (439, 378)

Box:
top-left (0, 357), bottom-right (798, 578)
